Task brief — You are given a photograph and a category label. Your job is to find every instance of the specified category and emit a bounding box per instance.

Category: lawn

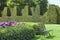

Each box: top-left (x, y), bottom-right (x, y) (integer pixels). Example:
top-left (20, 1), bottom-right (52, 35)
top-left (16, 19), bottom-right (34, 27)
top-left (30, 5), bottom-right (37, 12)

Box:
top-left (32, 24), bottom-right (60, 40)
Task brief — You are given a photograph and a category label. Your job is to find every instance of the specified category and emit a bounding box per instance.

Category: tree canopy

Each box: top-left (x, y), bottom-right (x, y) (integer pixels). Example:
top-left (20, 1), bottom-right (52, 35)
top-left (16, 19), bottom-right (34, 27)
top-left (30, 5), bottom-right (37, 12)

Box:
top-left (0, 0), bottom-right (48, 15)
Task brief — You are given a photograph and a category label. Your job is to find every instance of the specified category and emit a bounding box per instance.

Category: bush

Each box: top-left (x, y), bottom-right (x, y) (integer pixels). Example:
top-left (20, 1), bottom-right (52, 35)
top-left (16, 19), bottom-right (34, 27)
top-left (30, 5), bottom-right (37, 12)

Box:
top-left (0, 26), bottom-right (35, 40)
top-left (32, 22), bottom-right (45, 35)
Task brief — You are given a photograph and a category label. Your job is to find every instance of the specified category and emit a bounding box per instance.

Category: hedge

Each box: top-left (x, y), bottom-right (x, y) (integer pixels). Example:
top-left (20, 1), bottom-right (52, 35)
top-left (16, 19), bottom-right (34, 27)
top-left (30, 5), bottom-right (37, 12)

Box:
top-left (0, 26), bottom-right (35, 40)
top-left (0, 5), bottom-right (60, 24)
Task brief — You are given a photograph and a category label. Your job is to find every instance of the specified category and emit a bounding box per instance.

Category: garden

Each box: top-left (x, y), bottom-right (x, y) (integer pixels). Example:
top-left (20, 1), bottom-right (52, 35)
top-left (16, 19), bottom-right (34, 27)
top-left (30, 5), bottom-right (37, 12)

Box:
top-left (0, 0), bottom-right (60, 40)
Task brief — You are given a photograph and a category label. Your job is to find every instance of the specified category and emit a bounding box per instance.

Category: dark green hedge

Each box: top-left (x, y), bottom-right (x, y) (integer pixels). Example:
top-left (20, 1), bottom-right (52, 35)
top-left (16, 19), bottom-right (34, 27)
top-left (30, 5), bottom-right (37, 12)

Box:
top-left (0, 26), bottom-right (35, 40)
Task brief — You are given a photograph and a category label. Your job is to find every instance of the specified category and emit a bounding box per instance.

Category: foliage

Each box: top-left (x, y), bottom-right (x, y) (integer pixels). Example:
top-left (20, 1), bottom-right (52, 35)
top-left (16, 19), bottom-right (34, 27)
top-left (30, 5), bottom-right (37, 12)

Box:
top-left (40, 0), bottom-right (48, 15)
top-left (0, 22), bottom-right (46, 40)
top-left (0, 4), bottom-right (60, 24)
top-left (6, 0), bottom-right (48, 10)
top-left (32, 23), bottom-right (45, 35)
top-left (0, 0), bottom-right (7, 11)
top-left (47, 5), bottom-right (57, 23)
top-left (1, 0), bottom-right (60, 24)
top-left (0, 26), bottom-right (35, 40)
top-left (55, 5), bottom-right (60, 24)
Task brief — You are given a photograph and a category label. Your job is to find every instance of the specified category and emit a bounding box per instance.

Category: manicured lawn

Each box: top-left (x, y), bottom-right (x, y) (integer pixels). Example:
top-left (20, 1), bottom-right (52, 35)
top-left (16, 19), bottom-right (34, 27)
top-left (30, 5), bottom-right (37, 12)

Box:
top-left (32, 24), bottom-right (60, 40)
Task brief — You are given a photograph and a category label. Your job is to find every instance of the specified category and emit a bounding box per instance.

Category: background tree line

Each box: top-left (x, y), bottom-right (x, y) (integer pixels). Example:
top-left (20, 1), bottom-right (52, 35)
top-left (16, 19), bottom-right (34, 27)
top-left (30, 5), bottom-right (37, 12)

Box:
top-left (0, 0), bottom-right (48, 15)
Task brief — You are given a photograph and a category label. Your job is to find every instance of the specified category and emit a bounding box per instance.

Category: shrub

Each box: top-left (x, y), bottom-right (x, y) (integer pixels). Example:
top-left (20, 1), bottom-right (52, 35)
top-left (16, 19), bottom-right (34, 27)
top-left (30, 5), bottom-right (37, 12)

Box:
top-left (32, 22), bottom-right (45, 35)
top-left (0, 26), bottom-right (35, 40)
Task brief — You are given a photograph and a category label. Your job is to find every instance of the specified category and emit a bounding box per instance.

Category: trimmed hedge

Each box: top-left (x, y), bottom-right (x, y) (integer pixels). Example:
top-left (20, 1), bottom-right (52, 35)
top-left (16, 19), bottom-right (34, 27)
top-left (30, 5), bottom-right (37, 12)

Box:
top-left (1, 5), bottom-right (60, 23)
top-left (47, 5), bottom-right (57, 24)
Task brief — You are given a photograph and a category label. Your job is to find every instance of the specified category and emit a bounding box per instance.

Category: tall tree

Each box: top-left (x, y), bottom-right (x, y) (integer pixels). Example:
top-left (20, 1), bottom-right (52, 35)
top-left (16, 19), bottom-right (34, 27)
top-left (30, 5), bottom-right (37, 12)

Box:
top-left (40, 0), bottom-right (48, 15)
top-left (6, 0), bottom-right (48, 15)
top-left (0, 0), bottom-right (7, 11)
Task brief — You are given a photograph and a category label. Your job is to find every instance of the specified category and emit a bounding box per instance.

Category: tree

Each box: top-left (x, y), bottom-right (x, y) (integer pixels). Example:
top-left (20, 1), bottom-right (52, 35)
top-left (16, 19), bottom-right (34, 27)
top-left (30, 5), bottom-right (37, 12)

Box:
top-left (1, 0), bottom-right (48, 16)
top-left (40, 0), bottom-right (48, 15)
top-left (0, 0), bottom-right (7, 11)
top-left (24, 0), bottom-right (48, 15)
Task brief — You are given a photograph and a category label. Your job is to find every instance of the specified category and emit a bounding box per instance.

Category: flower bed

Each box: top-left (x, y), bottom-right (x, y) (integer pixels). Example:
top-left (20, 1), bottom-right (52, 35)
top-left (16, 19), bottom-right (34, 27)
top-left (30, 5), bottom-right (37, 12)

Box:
top-left (0, 22), bottom-right (25, 28)
top-left (0, 22), bottom-right (45, 40)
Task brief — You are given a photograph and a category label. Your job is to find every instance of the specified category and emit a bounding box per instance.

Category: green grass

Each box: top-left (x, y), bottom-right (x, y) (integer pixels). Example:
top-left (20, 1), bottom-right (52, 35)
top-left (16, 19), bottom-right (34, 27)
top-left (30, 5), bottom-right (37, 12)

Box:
top-left (32, 24), bottom-right (60, 40)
